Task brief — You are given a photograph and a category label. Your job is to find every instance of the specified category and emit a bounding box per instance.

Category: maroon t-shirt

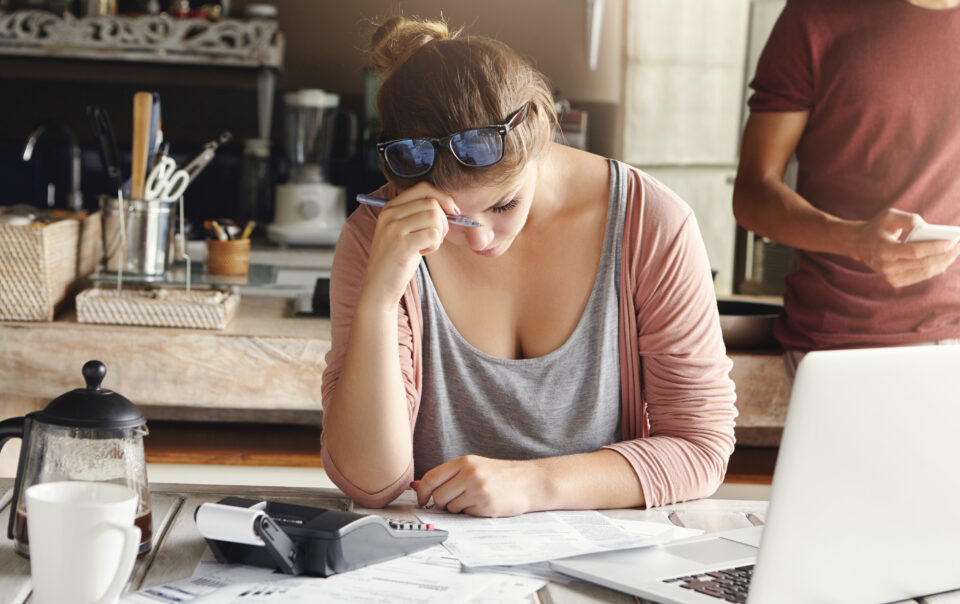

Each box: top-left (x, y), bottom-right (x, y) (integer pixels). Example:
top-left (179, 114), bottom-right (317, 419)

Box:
top-left (749, 0), bottom-right (960, 351)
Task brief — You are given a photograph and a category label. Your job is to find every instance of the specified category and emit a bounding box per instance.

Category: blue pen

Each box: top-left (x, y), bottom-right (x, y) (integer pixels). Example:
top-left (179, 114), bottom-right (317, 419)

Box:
top-left (356, 194), bottom-right (480, 228)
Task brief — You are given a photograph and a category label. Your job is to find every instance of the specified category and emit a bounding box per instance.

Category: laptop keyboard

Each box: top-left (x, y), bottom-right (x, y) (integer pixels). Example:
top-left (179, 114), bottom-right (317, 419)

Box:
top-left (662, 565), bottom-right (753, 603)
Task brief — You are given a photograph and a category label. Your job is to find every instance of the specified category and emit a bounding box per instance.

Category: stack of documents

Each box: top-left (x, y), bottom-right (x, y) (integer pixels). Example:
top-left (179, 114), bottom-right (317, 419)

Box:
top-left (414, 509), bottom-right (700, 583)
top-left (124, 508), bottom-right (698, 603)
top-left (124, 545), bottom-right (545, 603)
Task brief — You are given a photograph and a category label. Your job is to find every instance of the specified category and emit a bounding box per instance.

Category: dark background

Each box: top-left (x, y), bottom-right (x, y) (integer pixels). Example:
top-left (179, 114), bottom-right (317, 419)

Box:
top-left (0, 0), bottom-right (623, 237)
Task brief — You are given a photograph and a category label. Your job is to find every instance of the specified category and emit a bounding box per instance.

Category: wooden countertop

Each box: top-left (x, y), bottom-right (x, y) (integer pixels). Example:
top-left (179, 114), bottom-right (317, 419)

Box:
top-left (0, 296), bottom-right (330, 419)
top-left (0, 294), bottom-right (790, 450)
top-left (728, 350), bottom-right (790, 447)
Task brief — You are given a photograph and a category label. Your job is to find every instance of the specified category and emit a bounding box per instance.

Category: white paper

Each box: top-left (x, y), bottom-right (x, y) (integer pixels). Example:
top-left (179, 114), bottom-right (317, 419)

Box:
top-left (122, 565), bottom-right (282, 603)
top-left (124, 545), bottom-right (545, 604)
top-left (465, 560), bottom-right (576, 584)
top-left (414, 509), bottom-right (694, 568)
top-left (611, 517), bottom-right (703, 542)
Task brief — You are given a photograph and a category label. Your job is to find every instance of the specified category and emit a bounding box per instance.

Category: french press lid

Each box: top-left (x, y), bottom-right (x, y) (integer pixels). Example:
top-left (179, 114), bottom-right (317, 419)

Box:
top-left (37, 360), bottom-right (145, 429)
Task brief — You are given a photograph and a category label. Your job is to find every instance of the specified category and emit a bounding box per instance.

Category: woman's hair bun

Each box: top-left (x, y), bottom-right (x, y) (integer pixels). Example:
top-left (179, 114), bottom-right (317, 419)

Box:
top-left (371, 16), bottom-right (460, 77)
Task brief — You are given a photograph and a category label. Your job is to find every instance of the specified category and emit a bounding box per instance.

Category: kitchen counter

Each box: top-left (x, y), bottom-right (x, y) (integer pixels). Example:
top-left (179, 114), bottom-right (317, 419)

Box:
top-left (717, 294), bottom-right (791, 448)
top-left (727, 350), bottom-right (790, 447)
top-left (0, 293), bottom-right (791, 475)
top-left (186, 240), bottom-right (335, 300)
top-left (0, 296), bottom-right (330, 474)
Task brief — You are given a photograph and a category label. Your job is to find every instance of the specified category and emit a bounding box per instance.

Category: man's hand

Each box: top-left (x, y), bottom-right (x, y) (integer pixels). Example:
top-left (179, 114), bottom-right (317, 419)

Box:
top-left (852, 209), bottom-right (960, 288)
top-left (412, 455), bottom-right (542, 518)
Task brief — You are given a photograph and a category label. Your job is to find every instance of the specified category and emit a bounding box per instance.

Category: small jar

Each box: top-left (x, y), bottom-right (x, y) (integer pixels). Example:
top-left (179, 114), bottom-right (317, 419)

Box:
top-left (205, 237), bottom-right (250, 275)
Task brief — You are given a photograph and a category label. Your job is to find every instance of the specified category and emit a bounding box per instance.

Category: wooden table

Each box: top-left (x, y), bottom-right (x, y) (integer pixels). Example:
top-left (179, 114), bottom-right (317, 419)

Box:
top-left (2, 479), bottom-right (958, 604)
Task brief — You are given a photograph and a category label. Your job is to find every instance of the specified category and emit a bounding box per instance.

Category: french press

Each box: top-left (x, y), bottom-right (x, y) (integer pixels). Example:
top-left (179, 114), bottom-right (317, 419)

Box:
top-left (0, 360), bottom-right (152, 557)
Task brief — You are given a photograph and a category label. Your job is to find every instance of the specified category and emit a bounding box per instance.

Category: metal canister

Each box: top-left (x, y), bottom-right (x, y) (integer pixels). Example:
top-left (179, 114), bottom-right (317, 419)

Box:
top-left (99, 195), bottom-right (177, 277)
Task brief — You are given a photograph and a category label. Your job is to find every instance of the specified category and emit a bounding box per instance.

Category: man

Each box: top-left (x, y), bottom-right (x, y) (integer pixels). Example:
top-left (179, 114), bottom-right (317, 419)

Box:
top-left (733, 0), bottom-right (960, 372)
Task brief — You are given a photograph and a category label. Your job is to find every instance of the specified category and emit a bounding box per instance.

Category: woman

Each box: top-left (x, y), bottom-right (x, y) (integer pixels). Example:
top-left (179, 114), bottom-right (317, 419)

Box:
top-left (320, 16), bottom-right (736, 517)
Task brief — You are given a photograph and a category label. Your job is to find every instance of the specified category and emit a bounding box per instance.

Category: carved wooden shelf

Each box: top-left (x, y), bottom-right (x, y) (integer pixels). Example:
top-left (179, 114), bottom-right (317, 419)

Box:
top-left (0, 10), bottom-right (283, 69)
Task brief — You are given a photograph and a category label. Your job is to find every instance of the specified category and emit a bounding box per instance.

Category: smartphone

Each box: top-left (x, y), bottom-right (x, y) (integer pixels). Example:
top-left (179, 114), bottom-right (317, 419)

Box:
top-left (904, 223), bottom-right (960, 243)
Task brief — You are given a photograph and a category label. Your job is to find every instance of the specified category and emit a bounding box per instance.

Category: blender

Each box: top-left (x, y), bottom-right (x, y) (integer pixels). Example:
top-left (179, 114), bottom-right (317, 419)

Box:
top-left (267, 89), bottom-right (345, 246)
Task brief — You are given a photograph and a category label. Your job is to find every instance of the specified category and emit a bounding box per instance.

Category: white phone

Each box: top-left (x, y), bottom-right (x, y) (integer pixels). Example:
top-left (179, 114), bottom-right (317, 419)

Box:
top-left (905, 223), bottom-right (960, 243)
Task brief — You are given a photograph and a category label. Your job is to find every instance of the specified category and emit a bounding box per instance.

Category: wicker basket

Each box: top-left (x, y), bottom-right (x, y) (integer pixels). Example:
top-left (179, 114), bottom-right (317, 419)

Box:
top-left (76, 286), bottom-right (240, 330)
top-left (0, 212), bottom-right (101, 321)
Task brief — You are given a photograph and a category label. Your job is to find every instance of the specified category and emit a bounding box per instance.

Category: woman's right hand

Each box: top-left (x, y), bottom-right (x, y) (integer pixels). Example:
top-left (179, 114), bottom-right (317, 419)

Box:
top-left (359, 182), bottom-right (461, 308)
top-left (851, 208), bottom-right (960, 288)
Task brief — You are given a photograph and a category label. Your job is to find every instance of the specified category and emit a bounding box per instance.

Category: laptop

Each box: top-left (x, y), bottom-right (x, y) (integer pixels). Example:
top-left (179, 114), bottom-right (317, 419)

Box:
top-left (551, 345), bottom-right (960, 603)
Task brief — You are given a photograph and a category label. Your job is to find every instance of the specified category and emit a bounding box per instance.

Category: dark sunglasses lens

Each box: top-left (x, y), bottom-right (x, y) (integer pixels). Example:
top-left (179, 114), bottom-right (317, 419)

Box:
top-left (384, 139), bottom-right (435, 176)
top-left (449, 128), bottom-right (503, 167)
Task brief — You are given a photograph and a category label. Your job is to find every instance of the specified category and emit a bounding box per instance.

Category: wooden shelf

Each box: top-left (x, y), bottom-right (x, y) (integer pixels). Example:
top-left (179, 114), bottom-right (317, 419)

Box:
top-left (0, 10), bottom-right (283, 141)
top-left (0, 10), bottom-right (283, 70)
top-left (144, 420), bottom-right (323, 467)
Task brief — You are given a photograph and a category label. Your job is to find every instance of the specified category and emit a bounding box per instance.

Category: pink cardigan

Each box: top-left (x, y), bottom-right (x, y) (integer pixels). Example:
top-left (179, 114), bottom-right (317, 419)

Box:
top-left (320, 164), bottom-right (737, 508)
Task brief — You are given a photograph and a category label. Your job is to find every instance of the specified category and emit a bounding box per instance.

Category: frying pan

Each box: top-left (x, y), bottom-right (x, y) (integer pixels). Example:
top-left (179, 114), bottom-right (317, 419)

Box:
top-left (717, 300), bottom-right (782, 349)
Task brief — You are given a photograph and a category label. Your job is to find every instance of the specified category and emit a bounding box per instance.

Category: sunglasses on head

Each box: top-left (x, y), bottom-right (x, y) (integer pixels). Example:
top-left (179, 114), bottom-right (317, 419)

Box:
top-left (377, 102), bottom-right (532, 178)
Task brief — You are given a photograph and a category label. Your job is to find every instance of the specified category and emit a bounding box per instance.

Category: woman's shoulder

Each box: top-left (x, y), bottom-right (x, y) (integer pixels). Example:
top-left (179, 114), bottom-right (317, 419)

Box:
top-left (617, 162), bottom-right (695, 238)
top-left (338, 182), bottom-right (394, 247)
top-left (336, 206), bottom-right (378, 260)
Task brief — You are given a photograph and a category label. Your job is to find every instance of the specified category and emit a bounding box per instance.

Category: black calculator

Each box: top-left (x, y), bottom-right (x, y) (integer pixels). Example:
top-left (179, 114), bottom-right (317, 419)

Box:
top-left (195, 497), bottom-right (448, 577)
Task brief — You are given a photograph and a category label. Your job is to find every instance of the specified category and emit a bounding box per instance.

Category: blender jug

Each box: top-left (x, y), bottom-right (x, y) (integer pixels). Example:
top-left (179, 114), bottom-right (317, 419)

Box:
top-left (284, 88), bottom-right (336, 183)
top-left (0, 360), bottom-right (153, 557)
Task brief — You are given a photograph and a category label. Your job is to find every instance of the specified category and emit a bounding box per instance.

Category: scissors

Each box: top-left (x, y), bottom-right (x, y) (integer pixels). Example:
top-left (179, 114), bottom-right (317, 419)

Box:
top-left (144, 156), bottom-right (189, 201)
top-left (144, 132), bottom-right (232, 202)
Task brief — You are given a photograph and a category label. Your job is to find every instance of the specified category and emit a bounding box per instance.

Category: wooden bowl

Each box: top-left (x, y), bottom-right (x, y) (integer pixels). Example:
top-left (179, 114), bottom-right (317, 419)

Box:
top-left (205, 238), bottom-right (250, 276)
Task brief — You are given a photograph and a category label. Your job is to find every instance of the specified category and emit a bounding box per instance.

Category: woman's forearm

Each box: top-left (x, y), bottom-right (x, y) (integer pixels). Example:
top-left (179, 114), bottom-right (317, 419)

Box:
top-left (527, 449), bottom-right (646, 511)
top-left (323, 298), bottom-right (414, 492)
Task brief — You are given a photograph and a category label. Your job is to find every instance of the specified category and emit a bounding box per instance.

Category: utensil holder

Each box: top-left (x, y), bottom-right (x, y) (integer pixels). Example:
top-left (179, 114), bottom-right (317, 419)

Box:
top-left (205, 238), bottom-right (250, 276)
top-left (100, 196), bottom-right (176, 277)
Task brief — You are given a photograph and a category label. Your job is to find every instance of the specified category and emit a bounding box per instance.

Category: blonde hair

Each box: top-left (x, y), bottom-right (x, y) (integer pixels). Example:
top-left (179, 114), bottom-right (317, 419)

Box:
top-left (370, 16), bottom-right (558, 191)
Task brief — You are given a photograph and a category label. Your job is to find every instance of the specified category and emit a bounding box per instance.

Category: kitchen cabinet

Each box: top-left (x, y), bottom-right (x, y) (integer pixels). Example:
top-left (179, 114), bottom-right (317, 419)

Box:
top-left (623, 0), bottom-right (749, 167)
top-left (622, 0), bottom-right (748, 295)
top-left (622, 0), bottom-right (792, 296)
top-left (734, 0), bottom-right (792, 294)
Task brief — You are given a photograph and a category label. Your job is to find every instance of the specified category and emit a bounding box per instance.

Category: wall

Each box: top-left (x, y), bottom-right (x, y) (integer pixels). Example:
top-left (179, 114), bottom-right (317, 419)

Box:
top-left (231, 0), bottom-right (625, 158)
top-left (0, 1), bottom-right (626, 214)
top-left (1, 1), bottom-right (783, 286)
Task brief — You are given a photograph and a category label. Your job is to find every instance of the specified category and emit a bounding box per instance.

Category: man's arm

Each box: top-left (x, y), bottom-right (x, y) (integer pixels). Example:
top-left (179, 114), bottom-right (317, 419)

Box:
top-left (733, 112), bottom-right (959, 288)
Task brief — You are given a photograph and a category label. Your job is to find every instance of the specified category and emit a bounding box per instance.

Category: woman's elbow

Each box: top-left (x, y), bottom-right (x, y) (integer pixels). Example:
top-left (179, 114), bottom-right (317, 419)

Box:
top-left (321, 445), bottom-right (410, 509)
top-left (694, 435), bottom-right (735, 499)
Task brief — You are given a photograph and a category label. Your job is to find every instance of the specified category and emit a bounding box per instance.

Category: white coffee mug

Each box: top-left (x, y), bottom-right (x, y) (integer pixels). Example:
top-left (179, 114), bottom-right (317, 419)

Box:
top-left (26, 481), bottom-right (141, 604)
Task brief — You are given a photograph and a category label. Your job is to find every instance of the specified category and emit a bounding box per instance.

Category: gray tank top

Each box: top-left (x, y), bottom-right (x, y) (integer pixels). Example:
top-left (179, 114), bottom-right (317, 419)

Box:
top-left (413, 160), bottom-right (626, 478)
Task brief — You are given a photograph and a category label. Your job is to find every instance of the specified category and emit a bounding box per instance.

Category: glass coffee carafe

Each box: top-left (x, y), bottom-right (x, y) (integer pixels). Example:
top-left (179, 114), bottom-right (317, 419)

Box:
top-left (0, 360), bottom-right (152, 557)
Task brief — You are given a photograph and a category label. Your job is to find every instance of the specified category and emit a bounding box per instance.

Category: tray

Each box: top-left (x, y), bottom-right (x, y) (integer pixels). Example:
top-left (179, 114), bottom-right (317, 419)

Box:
top-left (76, 286), bottom-right (239, 330)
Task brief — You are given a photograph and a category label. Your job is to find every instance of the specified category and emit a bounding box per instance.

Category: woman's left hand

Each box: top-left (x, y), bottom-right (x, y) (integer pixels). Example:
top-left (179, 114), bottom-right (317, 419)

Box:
top-left (412, 455), bottom-right (542, 517)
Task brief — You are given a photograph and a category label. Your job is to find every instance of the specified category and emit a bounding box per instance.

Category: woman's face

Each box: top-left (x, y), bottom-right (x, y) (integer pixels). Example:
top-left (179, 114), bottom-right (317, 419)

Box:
top-left (443, 163), bottom-right (539, 257)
